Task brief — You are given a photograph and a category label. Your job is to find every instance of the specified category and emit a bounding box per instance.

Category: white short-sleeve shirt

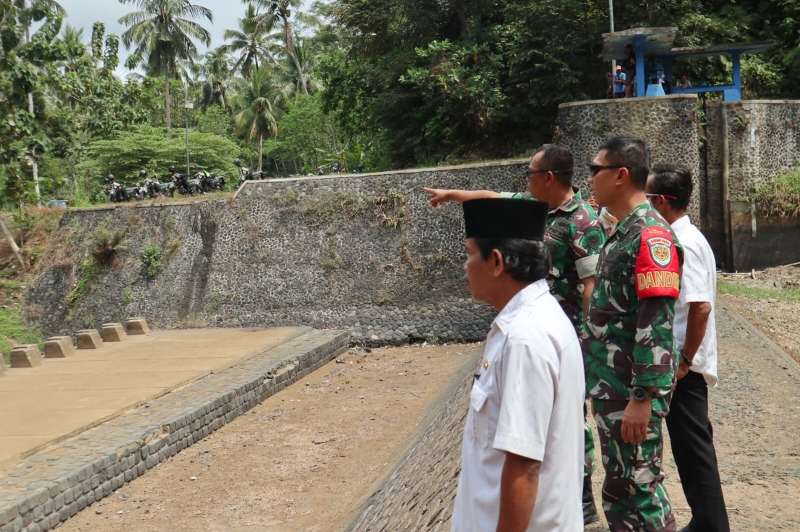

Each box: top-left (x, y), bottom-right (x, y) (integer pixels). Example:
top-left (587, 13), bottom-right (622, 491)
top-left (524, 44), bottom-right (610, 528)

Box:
top-left (451, 280), bottom-right (584, 532)
top-left (672, 215), bottom-right (718, 386)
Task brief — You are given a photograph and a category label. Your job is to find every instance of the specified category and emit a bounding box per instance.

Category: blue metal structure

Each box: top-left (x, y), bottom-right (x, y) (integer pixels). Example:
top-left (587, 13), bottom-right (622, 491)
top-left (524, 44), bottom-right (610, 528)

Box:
top-left (602, 27), bottom-right (771, 101)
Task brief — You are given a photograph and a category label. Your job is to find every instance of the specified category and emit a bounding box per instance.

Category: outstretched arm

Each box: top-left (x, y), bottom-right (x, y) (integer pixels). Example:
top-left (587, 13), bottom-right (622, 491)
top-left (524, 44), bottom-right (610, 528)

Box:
top-left (423, 187), bottom-right (500, 207)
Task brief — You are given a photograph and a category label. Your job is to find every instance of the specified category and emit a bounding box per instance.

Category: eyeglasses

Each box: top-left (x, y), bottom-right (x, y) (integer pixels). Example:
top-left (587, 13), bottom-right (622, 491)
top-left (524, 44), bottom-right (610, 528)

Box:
top-left (525, 169), bottom-right (559, 179)
top-left (645, 193), bottom-right (679, 201)
top-left (588, 164), bottom-right (630, 177)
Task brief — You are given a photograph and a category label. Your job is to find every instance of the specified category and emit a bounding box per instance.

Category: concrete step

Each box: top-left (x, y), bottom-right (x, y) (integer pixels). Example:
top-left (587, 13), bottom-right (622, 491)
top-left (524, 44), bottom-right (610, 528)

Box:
top-left (0, 328), bottom-right (349, 532)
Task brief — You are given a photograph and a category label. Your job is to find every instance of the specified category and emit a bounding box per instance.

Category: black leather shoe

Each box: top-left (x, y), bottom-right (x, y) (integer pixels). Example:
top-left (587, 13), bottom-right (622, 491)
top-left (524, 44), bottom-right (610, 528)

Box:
top-left (582, 476), bottom-right (600, 525)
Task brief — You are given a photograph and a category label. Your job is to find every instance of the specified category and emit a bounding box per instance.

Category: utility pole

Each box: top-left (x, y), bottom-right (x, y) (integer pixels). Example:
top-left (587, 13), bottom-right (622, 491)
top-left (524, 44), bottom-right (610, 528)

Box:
top-left (184, 85), bottom-right (193, 176)
top-left (609, 0), bottom-right (616, 73)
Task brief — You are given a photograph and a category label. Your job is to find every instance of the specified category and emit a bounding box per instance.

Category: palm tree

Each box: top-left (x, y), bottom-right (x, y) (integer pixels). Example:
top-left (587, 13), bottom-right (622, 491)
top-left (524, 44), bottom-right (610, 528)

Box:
top-left (59, 25), bottom-right (89, 110)
top-left (277, 34), bottom-right (323, 94)
top-left (248, 0), bottom-right (320, 95)
top-left (119, 0), bottom-right (213, 131)
top-left (198, 47), bottom-right (233, 108)
top-left (221, 3), bottom-right (281, 77)
top-left (230, 67), bottom-right (283, 171)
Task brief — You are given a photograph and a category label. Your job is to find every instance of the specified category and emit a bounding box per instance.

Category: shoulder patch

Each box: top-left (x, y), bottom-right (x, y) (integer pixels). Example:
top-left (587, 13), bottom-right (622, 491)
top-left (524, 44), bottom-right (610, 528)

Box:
top-left (635, 227), bottom-right (680, 299)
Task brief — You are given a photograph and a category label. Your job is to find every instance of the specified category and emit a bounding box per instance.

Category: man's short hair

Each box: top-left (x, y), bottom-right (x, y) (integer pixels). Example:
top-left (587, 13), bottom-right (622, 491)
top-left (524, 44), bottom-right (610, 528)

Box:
top-left (598, 136), bottom-right (651, 190)
top-left (531, 144), bottom-right (574, 187)
top-left (649, 163), bottom-right (693, 211)
top-left (474, 238), bottom-right (551, 284)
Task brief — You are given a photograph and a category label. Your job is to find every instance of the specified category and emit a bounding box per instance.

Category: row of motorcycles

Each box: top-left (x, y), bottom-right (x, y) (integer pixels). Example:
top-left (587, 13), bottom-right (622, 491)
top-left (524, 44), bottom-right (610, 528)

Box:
top-left (105, 167), bottom-right (227, 202)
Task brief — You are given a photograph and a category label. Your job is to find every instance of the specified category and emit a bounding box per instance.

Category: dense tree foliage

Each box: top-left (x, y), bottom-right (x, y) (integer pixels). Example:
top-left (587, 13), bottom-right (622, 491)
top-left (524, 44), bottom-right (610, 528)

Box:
top-left (0, 0), bottom-right (799, 210)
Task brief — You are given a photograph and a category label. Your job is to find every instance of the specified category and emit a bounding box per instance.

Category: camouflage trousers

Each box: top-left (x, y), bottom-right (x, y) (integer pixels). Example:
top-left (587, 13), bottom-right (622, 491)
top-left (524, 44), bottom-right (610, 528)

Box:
top-left (592, 399), bottom-right (676, 532)
top-left (585, 403), bottom-right (595, 477)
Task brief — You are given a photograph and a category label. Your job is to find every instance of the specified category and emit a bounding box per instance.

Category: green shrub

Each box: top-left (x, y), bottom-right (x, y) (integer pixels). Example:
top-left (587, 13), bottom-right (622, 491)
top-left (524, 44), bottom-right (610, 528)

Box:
top-left (141, 242), bottom-right (163, 278)
top-left (751, 168), bottom-right (800, 218)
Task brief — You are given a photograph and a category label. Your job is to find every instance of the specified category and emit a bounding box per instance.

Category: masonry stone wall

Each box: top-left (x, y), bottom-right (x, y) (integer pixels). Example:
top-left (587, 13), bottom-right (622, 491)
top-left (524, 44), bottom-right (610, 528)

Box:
top-left (556, 95), bottom-right (702, 220)
top-left (24, 161), bottom-right (528, 345)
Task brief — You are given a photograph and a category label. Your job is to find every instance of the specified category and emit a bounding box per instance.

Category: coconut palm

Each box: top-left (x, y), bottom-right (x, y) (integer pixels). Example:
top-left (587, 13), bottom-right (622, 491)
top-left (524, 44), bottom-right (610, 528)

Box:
top-left (59, 25), bottom-right (89, 110)
top-left (248, 0), bottom-right (321, 95)
top-left (230, 67), bottom-right (284, 171)
top-left (277, 34), bottom-right (324, 94)
top-left (118, 0), bottom-right (213, 131)
top-left (198, 47), bottom-right (233, 109)
top-left (221, 3), bottom-right (281, 77)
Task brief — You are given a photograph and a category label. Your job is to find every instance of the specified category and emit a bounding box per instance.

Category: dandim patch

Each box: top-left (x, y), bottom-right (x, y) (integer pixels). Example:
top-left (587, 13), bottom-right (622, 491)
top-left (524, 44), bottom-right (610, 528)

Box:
top-left (634, 227), bottom-right (680, 299)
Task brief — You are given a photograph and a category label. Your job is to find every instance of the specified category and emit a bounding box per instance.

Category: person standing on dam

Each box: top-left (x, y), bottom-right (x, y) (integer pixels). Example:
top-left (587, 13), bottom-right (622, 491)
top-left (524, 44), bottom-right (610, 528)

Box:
top-left (451, 198), bottom-right (585, 531)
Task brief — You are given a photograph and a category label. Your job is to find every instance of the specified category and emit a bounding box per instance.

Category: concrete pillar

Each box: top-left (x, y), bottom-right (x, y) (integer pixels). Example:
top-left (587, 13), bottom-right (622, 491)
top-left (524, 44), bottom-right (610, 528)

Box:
top-left (10, 345), bottom-right (43, 367)
top-left (44, 336), bottom-right (75, 358)
top-left (76, 330), bottom-right (103, 349)
top-left (101, 323), bottom-right (128, 342)
top-left (125, 318), bottom-right (150, 335)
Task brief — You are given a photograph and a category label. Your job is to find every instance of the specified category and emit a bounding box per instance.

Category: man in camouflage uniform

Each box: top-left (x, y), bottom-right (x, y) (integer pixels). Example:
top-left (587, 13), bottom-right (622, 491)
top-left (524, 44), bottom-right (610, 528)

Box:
top-left (584, 136), bottom-right (682, 531)
top-left (424, 144), bottom-right (606, 524)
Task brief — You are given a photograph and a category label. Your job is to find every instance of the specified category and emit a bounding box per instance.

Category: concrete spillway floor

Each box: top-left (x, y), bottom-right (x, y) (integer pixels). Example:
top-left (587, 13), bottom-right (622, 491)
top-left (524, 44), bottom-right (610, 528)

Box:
top-left (0, 326), bottom-right (310, 466)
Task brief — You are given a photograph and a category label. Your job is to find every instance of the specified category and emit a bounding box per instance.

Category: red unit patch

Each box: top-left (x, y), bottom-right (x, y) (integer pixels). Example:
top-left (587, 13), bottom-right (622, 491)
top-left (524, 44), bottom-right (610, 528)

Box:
top-left (635, 227), bottom-right (680, 299)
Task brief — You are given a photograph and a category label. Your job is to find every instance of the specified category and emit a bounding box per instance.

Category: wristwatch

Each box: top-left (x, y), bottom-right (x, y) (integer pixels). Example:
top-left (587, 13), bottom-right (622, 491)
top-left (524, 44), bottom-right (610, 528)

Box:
top-left (631, 387), bottom-right (652, 402)
top-left (679, 350), bottom-right (693, 367)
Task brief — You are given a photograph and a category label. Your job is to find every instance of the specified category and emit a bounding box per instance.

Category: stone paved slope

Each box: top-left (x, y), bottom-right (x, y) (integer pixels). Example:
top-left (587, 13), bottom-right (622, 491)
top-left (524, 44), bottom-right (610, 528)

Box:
top-left (350, 299), bottom-right (800, 531)
top-left (0, 329), bottom-right (348, 532)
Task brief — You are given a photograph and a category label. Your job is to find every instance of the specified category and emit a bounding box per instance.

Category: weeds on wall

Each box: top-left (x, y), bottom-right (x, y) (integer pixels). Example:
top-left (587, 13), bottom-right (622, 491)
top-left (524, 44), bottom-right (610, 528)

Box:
top-left (66, 258), bottom-right (102, 307)
top-left (91, 228), bottom-right (127, 266)
top-left (141, 242), bottom-right (164, 278)
top-left (277, 189), bottom-right (410, 231)
top-left (751, 168), bottom-right (800, 218)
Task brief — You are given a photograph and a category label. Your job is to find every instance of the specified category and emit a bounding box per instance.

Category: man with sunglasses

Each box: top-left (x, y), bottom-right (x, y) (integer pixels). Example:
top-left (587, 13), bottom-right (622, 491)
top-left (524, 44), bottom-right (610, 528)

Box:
top-left (424, 144), bottom-right (606, 525)
top-left (646, 164), bottom-right (729, 532)
top-left (584, 136), bottom-right (683, 531)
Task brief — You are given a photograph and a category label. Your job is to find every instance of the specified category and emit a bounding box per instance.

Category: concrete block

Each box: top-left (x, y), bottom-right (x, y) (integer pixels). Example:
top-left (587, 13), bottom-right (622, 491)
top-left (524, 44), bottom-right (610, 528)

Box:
top-left (124, 318), bottom-right (150, 335)
top-left (100, 323), bottom-right (127, 342)
top-left (43, 337), bottom-right (74, 359)
top-left (75, 330), bottom-right (102, 350)
top-left (9, 345), bottom-right (42, 368)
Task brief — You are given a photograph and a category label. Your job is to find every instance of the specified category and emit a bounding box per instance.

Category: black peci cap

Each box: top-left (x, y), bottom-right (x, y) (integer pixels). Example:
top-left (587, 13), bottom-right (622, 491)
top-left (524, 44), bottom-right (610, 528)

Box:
top-left (462, 198), bottom-right (549, 241)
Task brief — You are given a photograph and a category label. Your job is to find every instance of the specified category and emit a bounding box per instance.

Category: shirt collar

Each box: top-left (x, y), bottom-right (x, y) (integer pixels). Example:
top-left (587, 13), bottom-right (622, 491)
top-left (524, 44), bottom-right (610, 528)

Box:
top-left (491, 279), bottom-right (550, 334)
top-left (550, 187), bottom-right (582, 214)
top-left (671, 214), bottom-right (691, 231)
top-left (613, 200), bottom-right (651, 235)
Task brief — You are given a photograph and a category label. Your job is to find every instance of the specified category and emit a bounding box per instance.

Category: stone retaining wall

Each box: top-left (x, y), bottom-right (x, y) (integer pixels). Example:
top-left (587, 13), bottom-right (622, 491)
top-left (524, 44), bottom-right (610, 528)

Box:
top-left (25, 161), bottom-right (527, 345)
top-left (349, 361), bottom-right (473, 531)
top-left (0, 329), bottom-right (348, 532)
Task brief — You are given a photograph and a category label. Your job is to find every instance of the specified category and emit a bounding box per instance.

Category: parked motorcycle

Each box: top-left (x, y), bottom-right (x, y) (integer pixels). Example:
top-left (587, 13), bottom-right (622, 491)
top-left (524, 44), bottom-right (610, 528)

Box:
top-left (172, 167), bottom-right (201, 196)
top-left (105, 174), bottom-right (129, 203)
top-left (193, 170), bottom-right (226, 193)
top-left (235, 160), bottom-right (263, 188)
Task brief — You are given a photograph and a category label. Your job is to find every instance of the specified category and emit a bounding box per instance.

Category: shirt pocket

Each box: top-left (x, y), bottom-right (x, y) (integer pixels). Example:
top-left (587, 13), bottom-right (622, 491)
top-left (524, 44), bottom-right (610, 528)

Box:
top-left (470, 379), bottom-right (490, 448)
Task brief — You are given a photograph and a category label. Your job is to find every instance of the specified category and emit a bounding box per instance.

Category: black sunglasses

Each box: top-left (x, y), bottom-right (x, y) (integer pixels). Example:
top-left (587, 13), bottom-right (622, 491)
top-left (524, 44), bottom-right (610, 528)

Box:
top-left (588, 164), bottom-right (630, 177)
top-left (525, 169), bottom-right (560, 178)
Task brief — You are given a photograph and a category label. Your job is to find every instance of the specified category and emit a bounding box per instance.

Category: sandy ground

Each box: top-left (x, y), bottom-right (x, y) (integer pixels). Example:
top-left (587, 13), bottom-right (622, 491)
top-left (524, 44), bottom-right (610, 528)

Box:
top-left (57, 343), bottom-right (480, 532)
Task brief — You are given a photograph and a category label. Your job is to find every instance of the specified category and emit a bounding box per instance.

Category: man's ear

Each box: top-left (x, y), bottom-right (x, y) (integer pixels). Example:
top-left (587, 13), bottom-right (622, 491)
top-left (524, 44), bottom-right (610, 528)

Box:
top-left (491, 249), bottom-right (505, 278)
top-left (616, 167), bottom-right (629, 188)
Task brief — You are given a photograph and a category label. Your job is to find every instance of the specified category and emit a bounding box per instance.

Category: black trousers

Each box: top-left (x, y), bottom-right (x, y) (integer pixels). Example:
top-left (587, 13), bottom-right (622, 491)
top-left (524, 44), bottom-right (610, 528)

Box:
top-left (665, 371), bottom-right (730, 532)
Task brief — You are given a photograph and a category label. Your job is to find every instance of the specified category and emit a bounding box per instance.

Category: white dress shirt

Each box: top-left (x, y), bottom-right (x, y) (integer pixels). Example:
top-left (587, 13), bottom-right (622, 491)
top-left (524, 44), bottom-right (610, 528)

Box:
top-left (451, 280), bottom-right (584, 532)
top-left (671, 215), bottom-right (719, 386)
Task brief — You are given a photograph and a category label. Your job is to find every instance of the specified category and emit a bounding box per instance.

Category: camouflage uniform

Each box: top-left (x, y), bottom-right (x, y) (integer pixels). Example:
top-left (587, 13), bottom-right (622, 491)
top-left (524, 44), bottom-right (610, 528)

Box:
top-left (583, 201), bottom-right (683, 532)
top-left (501, 188), bottom-right (606, 477)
